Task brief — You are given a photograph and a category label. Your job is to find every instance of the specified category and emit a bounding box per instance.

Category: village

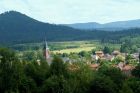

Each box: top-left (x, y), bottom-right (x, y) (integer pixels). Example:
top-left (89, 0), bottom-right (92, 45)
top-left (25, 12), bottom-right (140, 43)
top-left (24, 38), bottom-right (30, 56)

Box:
top-left (57, 49), bottom-right (140, 76)
top-left (40, 40), bottom-right (139, 74)
top-left (90, 50), bottom-right (139, 76)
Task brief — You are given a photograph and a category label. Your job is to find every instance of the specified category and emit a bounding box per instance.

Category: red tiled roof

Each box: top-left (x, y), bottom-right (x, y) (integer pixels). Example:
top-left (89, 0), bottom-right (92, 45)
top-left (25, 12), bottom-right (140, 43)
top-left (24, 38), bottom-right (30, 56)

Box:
top-left (90, 64), bottom-right (99, 70)
top-left (122, 65), bottom-right (135, 71)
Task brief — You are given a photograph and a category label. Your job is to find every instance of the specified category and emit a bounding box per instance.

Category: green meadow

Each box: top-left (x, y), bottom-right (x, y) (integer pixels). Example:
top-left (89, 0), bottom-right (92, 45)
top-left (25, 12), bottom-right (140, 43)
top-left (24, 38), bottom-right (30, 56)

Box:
top-left (11, 40), bottom-right (121, 54)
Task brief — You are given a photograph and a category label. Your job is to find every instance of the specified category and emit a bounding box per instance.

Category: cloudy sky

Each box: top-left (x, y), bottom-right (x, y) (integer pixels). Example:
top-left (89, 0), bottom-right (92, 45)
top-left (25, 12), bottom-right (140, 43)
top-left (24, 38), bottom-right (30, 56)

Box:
top-left (0, 0), bottom-right (140, 24)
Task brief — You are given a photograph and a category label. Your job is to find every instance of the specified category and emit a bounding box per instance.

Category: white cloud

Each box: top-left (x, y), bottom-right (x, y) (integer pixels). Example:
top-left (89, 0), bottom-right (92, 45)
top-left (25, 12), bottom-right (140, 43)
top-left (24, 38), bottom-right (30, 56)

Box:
top-left (0, 0), bottom-right (140, 24)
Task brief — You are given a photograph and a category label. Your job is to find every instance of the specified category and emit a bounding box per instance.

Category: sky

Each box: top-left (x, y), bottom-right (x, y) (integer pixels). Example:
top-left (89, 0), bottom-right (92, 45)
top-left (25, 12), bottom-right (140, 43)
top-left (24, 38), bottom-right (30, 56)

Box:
top-left (0, 0), bottom-right (140, 24)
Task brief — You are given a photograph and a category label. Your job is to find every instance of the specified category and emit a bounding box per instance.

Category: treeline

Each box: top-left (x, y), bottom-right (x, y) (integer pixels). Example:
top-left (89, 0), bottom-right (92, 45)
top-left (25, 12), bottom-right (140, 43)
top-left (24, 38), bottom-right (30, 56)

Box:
top-left (1, 48), bottom-right (140, 93)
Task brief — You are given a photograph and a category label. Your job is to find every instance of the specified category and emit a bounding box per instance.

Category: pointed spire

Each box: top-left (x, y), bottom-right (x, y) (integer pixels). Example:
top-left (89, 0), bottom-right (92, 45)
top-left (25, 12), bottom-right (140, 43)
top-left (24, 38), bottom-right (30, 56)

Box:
top-left (45, 41), bottom-right (49, 50)
top-left (44, 40), bottom-right (50, 60)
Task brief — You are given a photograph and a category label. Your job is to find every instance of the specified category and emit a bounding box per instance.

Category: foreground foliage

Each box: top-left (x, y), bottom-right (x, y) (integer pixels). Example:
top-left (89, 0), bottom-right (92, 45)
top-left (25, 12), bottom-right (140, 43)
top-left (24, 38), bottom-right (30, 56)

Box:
top-left (1, 48), bottom-right (140, 93)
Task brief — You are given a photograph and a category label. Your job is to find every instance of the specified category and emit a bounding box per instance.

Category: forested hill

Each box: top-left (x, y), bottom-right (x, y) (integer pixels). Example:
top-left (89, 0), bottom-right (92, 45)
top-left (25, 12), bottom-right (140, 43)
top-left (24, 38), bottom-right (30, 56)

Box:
top-left (1, 11), bottom-right (140, 45)
top-left (0, 11), bottom-right (89, 44)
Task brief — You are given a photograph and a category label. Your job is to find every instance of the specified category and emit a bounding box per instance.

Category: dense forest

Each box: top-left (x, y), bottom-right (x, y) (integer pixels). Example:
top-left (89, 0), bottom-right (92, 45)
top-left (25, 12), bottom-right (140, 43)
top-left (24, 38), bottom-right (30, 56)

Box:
top-left (1, 48), bottom-right (140, 93)
top-left (1, 11), bottom-right (140, 45)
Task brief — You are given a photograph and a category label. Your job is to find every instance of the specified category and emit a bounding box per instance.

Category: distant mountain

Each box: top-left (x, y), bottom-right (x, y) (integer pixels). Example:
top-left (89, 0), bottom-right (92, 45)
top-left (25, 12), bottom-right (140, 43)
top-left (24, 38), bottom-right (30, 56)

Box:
top-left (63, 22), bottom-right (100, 30)
top-left (64, 19), bottom-right (140, 31)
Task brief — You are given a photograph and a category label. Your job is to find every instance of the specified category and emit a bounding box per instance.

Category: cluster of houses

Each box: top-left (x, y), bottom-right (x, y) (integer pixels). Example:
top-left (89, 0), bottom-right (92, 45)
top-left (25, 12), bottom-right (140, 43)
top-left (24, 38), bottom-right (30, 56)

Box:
top-left (60, 50), bottom-right (138, 76)
top-left (92, 50), bottom-right (139, 62)
top-left (90, 50), bottom-right (139, 76)
top-left (62, 50), bottom-right (139, 63)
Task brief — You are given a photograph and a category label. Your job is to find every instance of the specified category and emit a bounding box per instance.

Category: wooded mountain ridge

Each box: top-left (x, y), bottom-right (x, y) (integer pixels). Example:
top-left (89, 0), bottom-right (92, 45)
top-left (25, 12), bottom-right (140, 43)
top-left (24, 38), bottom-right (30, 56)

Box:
top-left (0, 11), bottom-right (140, 45)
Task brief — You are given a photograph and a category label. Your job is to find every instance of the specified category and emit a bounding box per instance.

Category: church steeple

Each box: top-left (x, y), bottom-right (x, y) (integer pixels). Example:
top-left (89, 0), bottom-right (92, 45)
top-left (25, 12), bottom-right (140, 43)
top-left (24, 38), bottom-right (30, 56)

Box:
top-left (45, 41), bottom-right (49, 50)
top-left (44, 40), bottom-right (50, 60)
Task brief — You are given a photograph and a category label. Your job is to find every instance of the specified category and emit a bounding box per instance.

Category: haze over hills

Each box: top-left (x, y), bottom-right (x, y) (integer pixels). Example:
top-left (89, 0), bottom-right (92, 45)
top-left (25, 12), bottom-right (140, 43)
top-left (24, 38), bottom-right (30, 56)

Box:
top-left (1, 11), bottom-right (140, 45)
top-left (64, 19), bottom-right (140, 31)
top-left (63, 22), bottom-right (100, 30)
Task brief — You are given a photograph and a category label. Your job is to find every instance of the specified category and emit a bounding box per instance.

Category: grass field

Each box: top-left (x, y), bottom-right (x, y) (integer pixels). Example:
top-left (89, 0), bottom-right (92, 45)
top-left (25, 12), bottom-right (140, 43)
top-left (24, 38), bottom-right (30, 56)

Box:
top-left (52, 46), bottom-right (95, 54)
top-left (51, 41), bottom-right (120, 54)
top-left (11, 40), bottom-right (121, 54)
top-left (50, 41), bottom-right (97, 54)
